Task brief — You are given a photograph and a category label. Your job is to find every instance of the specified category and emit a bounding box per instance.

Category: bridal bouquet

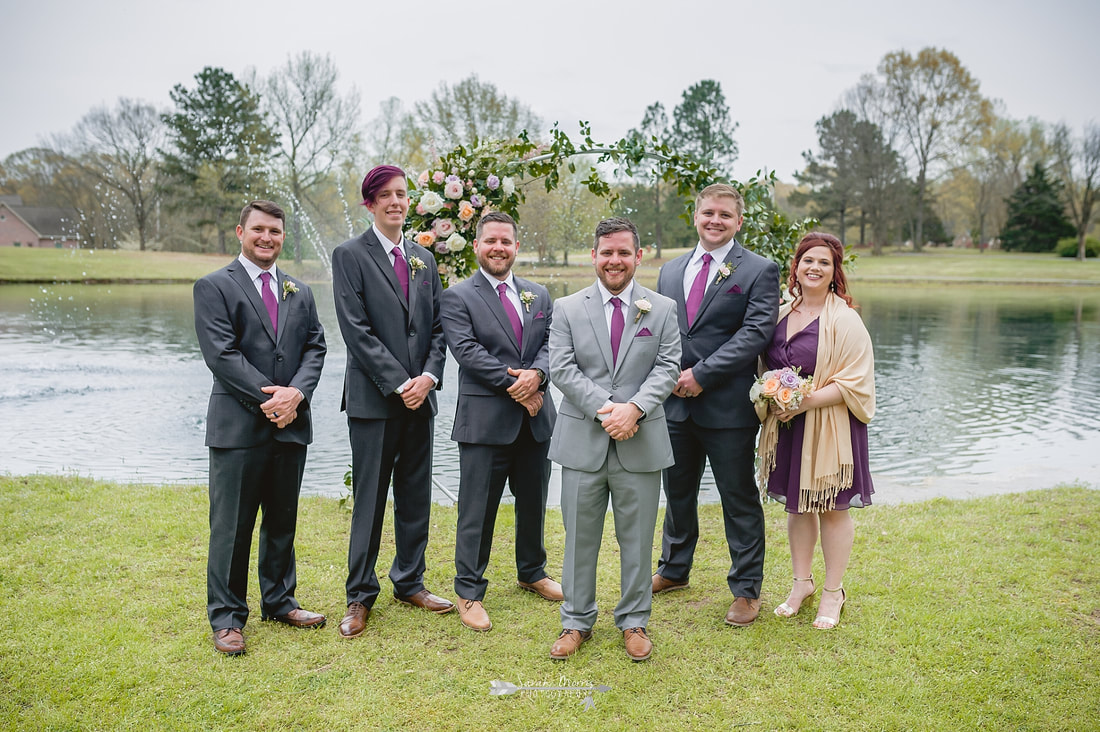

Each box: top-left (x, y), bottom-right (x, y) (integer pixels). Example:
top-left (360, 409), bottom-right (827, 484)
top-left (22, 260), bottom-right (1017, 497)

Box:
top-left (750, 366), bottom-right (813, 412)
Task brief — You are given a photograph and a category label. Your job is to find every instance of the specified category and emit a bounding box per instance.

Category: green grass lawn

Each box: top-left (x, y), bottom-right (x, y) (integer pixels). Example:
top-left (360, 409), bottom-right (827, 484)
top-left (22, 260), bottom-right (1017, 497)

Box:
top-left (4, 245), bottom-right (1099, 288)
top-left (1, 475), bottom-right (1096, 729)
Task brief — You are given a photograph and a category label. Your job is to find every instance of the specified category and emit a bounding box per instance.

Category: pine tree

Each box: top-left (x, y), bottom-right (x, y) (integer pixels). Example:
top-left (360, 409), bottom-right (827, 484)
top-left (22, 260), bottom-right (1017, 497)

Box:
top-left (1000, 164), bottom-right (1074, 252)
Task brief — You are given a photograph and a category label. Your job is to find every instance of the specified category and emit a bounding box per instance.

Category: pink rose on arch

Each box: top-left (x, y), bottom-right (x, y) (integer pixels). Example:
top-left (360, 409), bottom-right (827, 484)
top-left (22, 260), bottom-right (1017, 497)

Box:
top-left (444, 180), bottom-right (464, 199)
top-left (433, 218), bottom-right (456, 238)
top-left (465, 179), bottom-right (474, 189)
top-left (457, 201), bottom-right (476, 222)
top-left (416, 203), bottom-right (426, 215)
top-left (415, 231), bottom-right (436, 248)
top-left (417, 170), bottom-right (430, 186)
top-left (432, 171), bottom-right (445, 184)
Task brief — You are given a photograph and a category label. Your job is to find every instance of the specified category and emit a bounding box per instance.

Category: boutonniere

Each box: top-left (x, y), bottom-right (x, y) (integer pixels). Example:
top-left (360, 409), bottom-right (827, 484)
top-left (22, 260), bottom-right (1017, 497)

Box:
top-left (714, 262), bottom-right (735, 284)
top-left (633, 298), bottom-right (652, 324)
top-left (282, 279), bottom-right (299, 301)
top-left (409, 256), bottom-right (427, 274)
top-left (520, 290), bottom-right (536, 312)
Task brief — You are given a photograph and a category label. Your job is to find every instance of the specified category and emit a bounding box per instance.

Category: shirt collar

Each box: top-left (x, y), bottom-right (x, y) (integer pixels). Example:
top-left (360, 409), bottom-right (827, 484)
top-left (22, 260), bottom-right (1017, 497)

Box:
top-left (373, 224), bottom-right (404, 253)
top-left (596, 279), bottom-right (634, 306)
top-left (692, 239), bottom-right (737, 265)
top-left (479, 268), bottom-right (516, 293)
top-left (238, 254), bottom-right (276, 282)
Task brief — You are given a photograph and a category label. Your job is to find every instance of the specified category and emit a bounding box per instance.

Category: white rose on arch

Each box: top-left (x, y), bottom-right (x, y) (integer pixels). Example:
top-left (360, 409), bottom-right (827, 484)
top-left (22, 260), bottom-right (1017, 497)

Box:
top-left (446, 233), bottom-right (467, 252)
top-left (501, 176), bottom-right (515, 196)
top-left (419, 190), bottom-right (445, 214)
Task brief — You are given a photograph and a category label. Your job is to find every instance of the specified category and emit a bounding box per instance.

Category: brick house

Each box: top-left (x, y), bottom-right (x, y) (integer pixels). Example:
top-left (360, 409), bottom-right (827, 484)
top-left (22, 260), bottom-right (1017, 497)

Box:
top-left (0, 195), bottom-right (81, 248)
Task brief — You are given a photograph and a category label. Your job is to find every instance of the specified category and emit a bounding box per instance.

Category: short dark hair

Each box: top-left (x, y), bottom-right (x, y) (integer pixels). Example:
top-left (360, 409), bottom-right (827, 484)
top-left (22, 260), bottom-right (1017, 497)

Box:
top-left (594, 217), bottom-right (640, 251)
top-left (476, 211), bottom-right (518, 239)
top-left (239, 200), bottom-right (285, 228)
top-left (361, 164), bottom-right (406, 205)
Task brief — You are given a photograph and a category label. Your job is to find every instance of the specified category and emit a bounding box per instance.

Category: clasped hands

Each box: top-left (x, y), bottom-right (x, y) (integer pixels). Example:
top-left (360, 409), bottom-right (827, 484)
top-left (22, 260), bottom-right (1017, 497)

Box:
top-left (506, 367), bottom-right (543, 417)
top-left (597, 402), bottom-right (642, 441)
top-left (260, 385), bottom-right (302, 429)
top-left (672, 368), bottom-right (703, 399)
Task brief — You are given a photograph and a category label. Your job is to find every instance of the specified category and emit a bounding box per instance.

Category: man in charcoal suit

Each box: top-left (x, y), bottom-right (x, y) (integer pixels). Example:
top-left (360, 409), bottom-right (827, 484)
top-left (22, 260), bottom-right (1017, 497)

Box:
top-left (440, 211), bottom-right (562, 633)
top-left (194, 199), bottom-right (327, 656)
top-left (547, 217), bottom-right (681, 662)
top-left (654, 183), bottom-right (780, 626)
top-left (331, 165), bottom-right (453, 639)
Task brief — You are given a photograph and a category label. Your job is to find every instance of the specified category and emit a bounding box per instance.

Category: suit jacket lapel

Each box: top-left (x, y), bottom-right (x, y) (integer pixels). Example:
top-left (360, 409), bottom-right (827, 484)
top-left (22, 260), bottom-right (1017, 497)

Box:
top-left (515, 276), bottom-right (535, 357)
top-left (666, 254), bottom-right (691, 330)
top-left (228, 261), bottom-right (277, 343)
top-left (475, 273), bottom-right (521, 355)
top-left (612, 286), bottom-right (645, 375)
top-left (583, 285), bottom-right (615, 374)
top-left (365, 230), bottom-right (409, 314)
top-left (275, 270), bottom-right (289, 344)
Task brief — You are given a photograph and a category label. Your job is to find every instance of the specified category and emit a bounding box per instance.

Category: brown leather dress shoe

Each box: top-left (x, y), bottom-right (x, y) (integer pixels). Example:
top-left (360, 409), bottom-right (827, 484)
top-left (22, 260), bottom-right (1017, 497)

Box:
top-left (213, 627), bottom-right (245, 655)
top-left (456, 598), bottom-right (492, 631)
top-left (339, 602), bottom-right (370, 639)
top-left (623, 627), bottom-right (652, 661)
top-left (652, 573), bottom-right (690, 594)
top-left (725, 596), bottom-right (762, 627)
top-left (549, 628), bottom-right (592, 660)
top-left (395, 589), bottom-right (455, 614)
top-left (265, 607), bottom-right (326, 629)
top-left (517, 577), bottom-right (564, 602)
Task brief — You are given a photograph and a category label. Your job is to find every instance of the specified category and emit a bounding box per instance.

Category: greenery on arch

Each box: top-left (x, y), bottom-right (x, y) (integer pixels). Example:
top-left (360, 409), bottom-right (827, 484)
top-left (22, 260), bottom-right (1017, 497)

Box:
top-left (403, 122), bottom-right (816, 286)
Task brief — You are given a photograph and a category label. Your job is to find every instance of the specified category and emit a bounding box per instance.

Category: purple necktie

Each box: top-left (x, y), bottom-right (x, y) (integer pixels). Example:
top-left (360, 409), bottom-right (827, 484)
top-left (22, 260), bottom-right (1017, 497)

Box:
top-left (259, 271), bottom-right (278, 330)
top-left (497, 282), bottom-right (523, 346)
top-left (686, 252), bottom-right (712, 326)
top-left (610, 296), bottom-right (624, 366)
top-left (392, 246), bottom-right (409, 301)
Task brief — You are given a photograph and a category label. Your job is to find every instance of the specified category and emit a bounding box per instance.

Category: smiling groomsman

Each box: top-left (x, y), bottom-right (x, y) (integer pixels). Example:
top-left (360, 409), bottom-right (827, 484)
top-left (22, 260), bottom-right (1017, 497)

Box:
top-left (332, 165), bottom-right (452, 639)
top-left (654, 183), bottom-right (780, 626)
top-left (547, 217), bottom-right (680, 662)
top-left (194, 200), bottom-right (328, 656)
top-left (440, 211), bottom-right (561, 632)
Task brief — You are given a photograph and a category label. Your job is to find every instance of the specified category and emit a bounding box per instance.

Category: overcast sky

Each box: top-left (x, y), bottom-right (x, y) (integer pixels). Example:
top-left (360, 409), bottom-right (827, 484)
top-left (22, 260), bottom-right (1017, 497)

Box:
top-left (3, 0), bottom-right (1097, 182)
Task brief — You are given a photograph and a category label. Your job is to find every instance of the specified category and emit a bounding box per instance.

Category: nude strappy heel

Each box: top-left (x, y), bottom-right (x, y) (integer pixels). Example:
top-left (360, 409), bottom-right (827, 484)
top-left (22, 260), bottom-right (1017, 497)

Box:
top-left (773, 575), bottom-right (815, 618)
top-left (812, 586), bottom-right (846, 629)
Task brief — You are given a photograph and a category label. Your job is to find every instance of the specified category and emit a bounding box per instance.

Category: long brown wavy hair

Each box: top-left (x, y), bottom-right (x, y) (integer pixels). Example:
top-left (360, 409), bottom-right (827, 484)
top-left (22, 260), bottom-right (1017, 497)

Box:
top-left (786, 231), bottom-right (853, 308)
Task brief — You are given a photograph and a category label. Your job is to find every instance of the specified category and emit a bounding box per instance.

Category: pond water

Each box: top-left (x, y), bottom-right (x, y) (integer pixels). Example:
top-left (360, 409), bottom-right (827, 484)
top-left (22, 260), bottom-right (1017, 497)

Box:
top-left (1, 281), bottom-right (1097, 504)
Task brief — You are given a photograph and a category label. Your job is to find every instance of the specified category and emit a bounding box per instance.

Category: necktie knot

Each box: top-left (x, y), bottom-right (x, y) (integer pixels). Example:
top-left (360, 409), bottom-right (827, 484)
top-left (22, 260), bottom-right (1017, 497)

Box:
top-left (611, 296), bottom-right (622, 310)
top-left (702, 252), bottom-right (712, 265)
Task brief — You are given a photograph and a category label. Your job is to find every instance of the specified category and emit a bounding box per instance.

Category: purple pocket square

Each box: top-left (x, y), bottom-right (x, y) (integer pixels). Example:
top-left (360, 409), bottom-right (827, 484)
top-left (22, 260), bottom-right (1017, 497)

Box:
top-left (726, 284), bottom-right (743, 294)
top-left (534, 311), bottom-right (545, 319)
top-left (635, 327), bottom-right (653, 337)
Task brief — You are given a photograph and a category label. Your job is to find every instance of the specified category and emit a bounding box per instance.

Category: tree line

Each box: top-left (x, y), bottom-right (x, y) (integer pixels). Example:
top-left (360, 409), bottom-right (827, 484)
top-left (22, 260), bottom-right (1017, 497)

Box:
top-left (1, 48), bottom-right (1096, 261)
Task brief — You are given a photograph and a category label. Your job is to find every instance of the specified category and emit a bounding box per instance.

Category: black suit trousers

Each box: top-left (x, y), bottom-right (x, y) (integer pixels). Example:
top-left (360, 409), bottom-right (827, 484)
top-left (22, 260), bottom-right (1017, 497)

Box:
top-left (659, 418), bottom-right (764, 597)
top-left (346, 413), bottom-right (434, 606)
top-left (207, 441), bottom-right (306, 630)
top-left (453, 419), bottom-right (550, 601)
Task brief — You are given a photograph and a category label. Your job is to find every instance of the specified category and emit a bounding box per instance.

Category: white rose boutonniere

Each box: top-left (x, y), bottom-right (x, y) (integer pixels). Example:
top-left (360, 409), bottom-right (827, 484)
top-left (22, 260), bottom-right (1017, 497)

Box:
top-left (520, 290), bottom-right (536, 312)
top-left (282, 279), bottom-right (299, 301)
top-left (633, 297), bottom-right (652, 324)
top-left (714, 262), bottom-right (735, 284)
top-left (409, 255), bottom-right (427, 274)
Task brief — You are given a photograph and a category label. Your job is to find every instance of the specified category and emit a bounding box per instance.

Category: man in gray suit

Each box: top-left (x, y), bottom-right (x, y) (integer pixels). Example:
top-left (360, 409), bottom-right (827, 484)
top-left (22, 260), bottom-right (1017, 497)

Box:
top-left (332, 165), bottom-right (453, 640)
top-left (441, 211), bottom-right (562, 633)
top-left (194, 200), bottom-right (328, 655)
top-left (654, 183), bottom-right (780, 627)
top-left (547, 217), bottom-right (681, 662)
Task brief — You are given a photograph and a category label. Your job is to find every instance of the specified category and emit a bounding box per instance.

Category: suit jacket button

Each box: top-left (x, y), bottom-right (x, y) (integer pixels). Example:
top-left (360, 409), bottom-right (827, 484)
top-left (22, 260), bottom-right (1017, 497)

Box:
top-left (276, 354), bottom-right (284, 362)
top-left (686, 334), bottom-right (693, 340)
top-left (408, 329), bottom-right (416, 337)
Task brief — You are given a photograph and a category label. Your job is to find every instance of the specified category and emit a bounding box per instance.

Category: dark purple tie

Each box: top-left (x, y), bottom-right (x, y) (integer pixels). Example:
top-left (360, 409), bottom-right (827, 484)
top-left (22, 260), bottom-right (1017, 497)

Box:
top-left (392, 246), bottom-right (409, 301)
top-left (497, 282), bottom-right (523, 345)
top-left (259, 271), bottom-right (278, 330)
top-left (686, 252), bottom-right (712, 326)
top-left (610, 296), bottom-right (624, 366)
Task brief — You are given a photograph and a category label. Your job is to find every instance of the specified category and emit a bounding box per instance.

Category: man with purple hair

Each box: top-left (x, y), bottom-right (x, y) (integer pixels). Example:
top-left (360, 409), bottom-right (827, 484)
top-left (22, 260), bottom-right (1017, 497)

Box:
top-left (331, 165), bottom-right (452, 638)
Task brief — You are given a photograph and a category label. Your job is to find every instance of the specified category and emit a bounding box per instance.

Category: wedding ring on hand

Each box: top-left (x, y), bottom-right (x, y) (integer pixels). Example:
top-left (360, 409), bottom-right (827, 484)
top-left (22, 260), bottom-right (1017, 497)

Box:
top-left (273, 411), bottom-right (279, 418)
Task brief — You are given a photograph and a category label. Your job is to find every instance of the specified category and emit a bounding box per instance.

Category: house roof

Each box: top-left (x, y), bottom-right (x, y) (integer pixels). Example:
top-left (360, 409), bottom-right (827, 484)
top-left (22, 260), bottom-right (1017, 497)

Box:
top-left (0, 201), bottom-right (80, 239)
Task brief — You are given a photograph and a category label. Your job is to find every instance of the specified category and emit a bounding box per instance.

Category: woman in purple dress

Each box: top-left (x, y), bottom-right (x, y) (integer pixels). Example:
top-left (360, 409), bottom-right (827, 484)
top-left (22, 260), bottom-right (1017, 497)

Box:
top-left (756, 232), bottom-right (875, 629)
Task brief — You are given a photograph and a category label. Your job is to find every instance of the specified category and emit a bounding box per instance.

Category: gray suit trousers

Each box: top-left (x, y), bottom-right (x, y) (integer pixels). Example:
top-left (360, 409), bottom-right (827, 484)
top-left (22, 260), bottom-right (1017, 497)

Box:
top-left (559, 441), bottom-right (661, 632)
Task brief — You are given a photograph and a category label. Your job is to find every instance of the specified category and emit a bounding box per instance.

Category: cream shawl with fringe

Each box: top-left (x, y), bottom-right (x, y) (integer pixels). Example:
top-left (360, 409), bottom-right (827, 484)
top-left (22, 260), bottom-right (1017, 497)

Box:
top-left (756, 293), bottom-right (875, 513)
